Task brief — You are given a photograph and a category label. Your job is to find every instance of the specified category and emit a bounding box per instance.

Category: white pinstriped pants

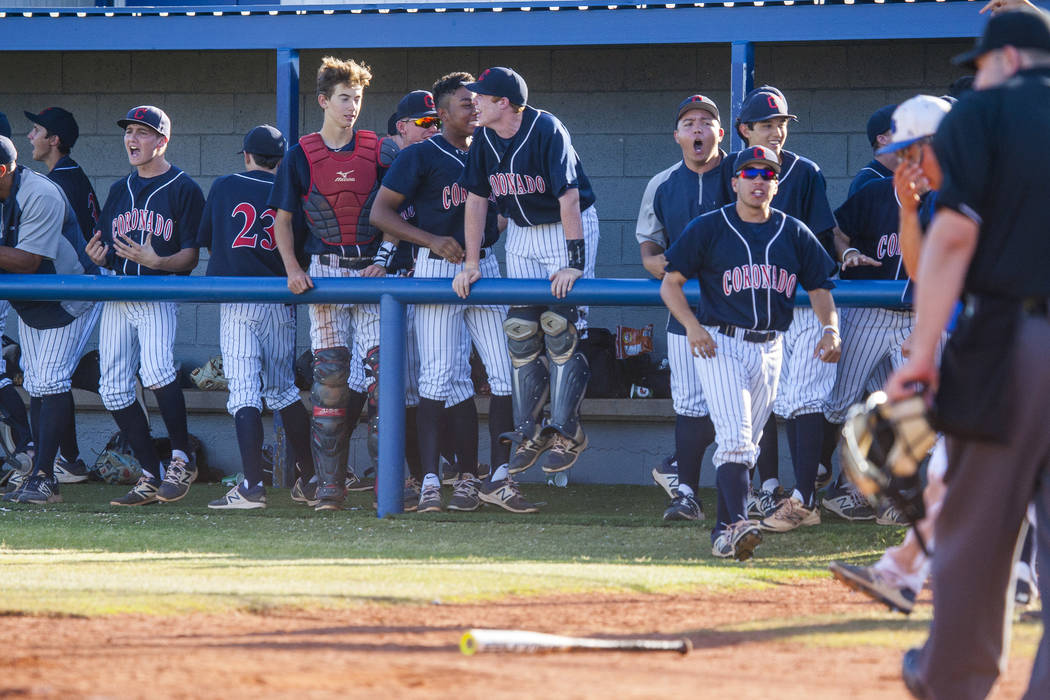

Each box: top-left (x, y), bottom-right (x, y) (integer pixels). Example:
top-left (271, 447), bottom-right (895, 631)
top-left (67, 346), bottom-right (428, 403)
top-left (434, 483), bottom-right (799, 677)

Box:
top-left (823, 306), bottom-right (914, 423)
top-left (221, 302), bottom-right (301, 415)
top-left (307, 256), bottom-right (380, 394)
top-left (773, 307), bottom-right (836, 418)
top-left (667, 330), bottom-right (709, 417)
top-left (19, 312), bottom-right (93, 397)
top-left (694, 327), bottom-right (782, 467)
top-left (99, 301), bottom-right (179, 410)
top-left (414, 251), bottom-right (510, 403)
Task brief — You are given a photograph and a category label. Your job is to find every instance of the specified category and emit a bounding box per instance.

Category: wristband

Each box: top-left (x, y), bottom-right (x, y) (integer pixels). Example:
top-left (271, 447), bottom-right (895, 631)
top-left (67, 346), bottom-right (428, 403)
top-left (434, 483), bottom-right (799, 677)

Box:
top-left (372, 240), bottom-right (397, 269)
top-left (822, 325), bottom-right (839, 336)
top-left (567, 239), bottom-right (585, 271)
top-left (840, 247), bottom-right (860, 263)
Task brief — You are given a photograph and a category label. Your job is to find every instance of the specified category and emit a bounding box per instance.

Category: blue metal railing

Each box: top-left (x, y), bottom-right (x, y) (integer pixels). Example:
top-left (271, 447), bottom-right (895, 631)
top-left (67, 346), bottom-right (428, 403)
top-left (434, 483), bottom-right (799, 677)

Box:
top-left (0, 275), bottom-right (907, 517)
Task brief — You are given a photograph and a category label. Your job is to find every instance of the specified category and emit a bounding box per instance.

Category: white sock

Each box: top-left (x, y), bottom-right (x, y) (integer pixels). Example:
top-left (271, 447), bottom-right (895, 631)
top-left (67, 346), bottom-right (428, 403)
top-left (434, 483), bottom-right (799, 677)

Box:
top-left (791, 488), bottom-right (805, 504)
top-left (491, 464), bottom-right (509, 482)
top-left (142, 469), bottom-right (157, 481)
top-left (172, 449), bottom-right (189, 463)
top-left (308, 475), bottom-right (318, 484)
top-left (762, 478), bottom-right (780, 492)
top-left (422, 473), bottom-right (440, 489)
top-left (676, 484), bottom-right (695, 498)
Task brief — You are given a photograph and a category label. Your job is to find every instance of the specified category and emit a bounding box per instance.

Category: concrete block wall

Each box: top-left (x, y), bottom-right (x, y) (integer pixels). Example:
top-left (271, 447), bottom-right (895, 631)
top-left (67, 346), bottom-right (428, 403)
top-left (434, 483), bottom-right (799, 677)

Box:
top-left (0, 39), bottom-right (969, 475)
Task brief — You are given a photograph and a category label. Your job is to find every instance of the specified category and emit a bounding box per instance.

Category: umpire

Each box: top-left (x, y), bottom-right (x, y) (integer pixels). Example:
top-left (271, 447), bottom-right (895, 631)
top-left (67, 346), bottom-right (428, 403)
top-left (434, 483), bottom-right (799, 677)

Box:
top-left (887, 8), bottom-right (1050, 699)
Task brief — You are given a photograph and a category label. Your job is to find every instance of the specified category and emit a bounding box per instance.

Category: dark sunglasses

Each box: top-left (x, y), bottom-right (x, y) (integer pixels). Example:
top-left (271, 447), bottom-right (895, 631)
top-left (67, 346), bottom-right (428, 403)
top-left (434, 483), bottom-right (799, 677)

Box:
top-left (736, 167), bottom-right (777, 181)
top-left (410, 116), bottom-right (441, 129)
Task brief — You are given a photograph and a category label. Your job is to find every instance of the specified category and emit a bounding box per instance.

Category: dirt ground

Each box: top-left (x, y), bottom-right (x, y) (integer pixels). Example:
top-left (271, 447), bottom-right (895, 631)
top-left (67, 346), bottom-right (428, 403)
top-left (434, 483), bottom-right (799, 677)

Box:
top-left (0, 579), bottom-right (1035, 699)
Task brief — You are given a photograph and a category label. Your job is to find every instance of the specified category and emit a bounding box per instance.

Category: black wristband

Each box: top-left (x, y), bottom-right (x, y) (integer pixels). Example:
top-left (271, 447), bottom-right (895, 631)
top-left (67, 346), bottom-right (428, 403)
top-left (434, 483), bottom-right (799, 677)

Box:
top-left (567, 239), bottom-right (585, 271)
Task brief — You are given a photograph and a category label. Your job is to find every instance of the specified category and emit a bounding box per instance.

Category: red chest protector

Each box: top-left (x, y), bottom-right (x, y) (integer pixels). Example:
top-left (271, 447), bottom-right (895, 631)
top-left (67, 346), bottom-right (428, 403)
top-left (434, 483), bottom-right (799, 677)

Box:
top-left (299, 130), bottom-right (380, 248)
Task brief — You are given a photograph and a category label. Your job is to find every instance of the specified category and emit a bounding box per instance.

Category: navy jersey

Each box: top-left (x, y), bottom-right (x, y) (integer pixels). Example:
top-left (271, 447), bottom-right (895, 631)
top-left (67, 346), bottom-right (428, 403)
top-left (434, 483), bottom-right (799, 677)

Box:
top-left (97, 166), bottom-right (204, 276)
top-left (636, 155), bottom-right (728, 335)
top-left (382, 134), bottom-right (500, 249)
top-left (848, 158), bottom-right (893, 198)
top-left (0, 166), bottom-right (96, 328)
top-left (47, 155), bottom-right (99, 242)
top-left (834, 178), bottom-right (906, 282)
top-left (664, 204), bottom-right (836, 332)
top-left (463, 106), bottom-right (595, 227)
top-left (268, 133), bottom-right (385, 258)
top-left (201, 171), bottom-right (306, 277)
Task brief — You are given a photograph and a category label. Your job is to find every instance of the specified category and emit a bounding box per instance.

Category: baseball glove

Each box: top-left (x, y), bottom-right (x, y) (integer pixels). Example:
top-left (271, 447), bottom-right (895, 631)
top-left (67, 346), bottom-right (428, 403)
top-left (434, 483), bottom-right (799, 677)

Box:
top-left (841, 391), bottom-right (937, 524)
top-left (190, 355), bottom-right (228, 391)
top-left (91, 431), bottom-right (143, 485)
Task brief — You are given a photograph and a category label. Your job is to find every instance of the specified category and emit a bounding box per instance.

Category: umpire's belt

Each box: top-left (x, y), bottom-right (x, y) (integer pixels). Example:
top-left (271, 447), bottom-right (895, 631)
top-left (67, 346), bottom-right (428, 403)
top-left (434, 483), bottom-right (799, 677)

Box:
top-left (716, 324), bottom-right (777, 343)
top-left (427, 247), bottom-right (490, 261)
top-left (316, 254), bottom-right (373, 270)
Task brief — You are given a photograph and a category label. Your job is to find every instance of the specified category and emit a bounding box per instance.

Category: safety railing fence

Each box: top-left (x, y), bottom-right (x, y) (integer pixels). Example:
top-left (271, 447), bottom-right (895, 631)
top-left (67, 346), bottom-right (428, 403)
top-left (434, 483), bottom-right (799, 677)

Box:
top-left (0, 275), bottom-right (907, 517)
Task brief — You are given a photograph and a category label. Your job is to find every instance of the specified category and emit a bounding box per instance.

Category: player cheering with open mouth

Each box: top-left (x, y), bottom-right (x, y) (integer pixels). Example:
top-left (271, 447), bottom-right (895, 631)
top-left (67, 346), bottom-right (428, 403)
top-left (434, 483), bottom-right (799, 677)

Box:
top-left (660, 146), bottom-right (839, 561)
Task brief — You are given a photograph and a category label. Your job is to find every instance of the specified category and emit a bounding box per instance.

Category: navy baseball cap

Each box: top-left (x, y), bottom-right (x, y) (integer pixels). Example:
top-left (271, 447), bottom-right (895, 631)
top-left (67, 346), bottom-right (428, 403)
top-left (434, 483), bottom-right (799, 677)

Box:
top-left (953, 8), bottom-right (1050, 69)
top-left (0, 112), bottom-right (9, 139)
top-left (0, 136), bottom-right (17, 166)
top-left (395, 91), bottom-right (438, 121)
top-left (387, 113), bottom-right (398, 136)
top-left (25, 107), bottom-right (79, 149)
top-left (465, 67), bottom-right (528, 106)
top-left (675, 94), bottom-right (720, 126)
top-left (866, 104), bottom-right (897, 147)
top-left (117, 105), bottom-right (171, 139)
top-left (737, 86), bottom-right (797, 124)
top-left (239, 124), bottom-right (286, 157)
top-left (734, 145), bottom-right (781, 174)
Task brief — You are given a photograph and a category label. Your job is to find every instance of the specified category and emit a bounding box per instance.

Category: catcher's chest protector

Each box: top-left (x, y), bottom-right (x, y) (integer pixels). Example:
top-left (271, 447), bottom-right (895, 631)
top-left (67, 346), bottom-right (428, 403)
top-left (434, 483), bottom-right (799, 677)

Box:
top-left (299, 131), bottom-right (379, 247)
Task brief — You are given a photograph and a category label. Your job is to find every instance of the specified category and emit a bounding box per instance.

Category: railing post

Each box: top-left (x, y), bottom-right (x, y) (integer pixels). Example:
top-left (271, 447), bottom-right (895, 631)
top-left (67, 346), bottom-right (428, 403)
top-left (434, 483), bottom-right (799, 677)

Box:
top-left (730, 40), bottom-right (754, 154)
top-left (276, 48), bottom-right (300, 145)
top-left (376, 293), bottom-right (406, 518)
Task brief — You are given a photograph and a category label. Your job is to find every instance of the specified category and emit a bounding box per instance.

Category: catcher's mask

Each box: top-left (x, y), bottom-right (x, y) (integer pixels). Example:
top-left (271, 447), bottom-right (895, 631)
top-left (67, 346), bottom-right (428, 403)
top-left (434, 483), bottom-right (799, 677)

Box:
top-left (841, 391), bottom-right (937, 526)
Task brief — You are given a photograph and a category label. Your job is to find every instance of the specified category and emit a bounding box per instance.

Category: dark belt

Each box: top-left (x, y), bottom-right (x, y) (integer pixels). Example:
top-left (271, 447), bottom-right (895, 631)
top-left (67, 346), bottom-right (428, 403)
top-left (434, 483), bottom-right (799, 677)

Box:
top-left (427, 247), bottom-right (489, 261)
top-left (316, 254), bottom-right (373, 270)
top-left (965, 293), bottom-right (1050, 318)
top-left (716, 324), bottom-right (777, 343)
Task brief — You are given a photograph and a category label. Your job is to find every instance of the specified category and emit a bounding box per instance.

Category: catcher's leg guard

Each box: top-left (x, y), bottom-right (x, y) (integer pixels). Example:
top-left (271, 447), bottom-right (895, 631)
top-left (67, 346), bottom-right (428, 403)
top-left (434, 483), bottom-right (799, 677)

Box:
top-left (541, 308), bottom-right (590, 439)
top-left (363, 346), bottom-right (380, 469)
top-left (310, 347), bottom-right (351, 506)
top-left (501, 307), bottom-right (550, 473)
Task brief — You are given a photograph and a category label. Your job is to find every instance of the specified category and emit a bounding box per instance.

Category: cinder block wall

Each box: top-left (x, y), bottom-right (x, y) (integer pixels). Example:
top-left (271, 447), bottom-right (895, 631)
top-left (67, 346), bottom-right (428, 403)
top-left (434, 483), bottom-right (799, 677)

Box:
top-left (0, 41), bottom-right (969, 476)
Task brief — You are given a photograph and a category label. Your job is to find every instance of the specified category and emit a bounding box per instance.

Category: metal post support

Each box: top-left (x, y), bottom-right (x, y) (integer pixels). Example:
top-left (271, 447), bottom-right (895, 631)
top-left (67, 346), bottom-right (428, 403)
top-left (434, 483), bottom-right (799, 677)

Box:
top-left (730, 41), bottom-right (755, 154)
top-left (376, 294), bottom-right (406, 518)
top-left (276, 48), bottom-right (300, 146)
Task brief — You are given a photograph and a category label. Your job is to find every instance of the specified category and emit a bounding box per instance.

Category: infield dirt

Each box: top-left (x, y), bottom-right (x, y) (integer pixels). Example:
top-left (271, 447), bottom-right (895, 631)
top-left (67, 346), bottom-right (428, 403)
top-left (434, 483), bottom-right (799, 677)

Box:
top-left (0, 578), bottom-right (1035, 699)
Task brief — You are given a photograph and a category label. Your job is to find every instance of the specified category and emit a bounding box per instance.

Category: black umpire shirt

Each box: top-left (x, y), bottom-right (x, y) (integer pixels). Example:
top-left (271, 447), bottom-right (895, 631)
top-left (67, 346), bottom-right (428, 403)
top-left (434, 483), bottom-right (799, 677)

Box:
top-left (933, 67), bottom-right (1050, 298)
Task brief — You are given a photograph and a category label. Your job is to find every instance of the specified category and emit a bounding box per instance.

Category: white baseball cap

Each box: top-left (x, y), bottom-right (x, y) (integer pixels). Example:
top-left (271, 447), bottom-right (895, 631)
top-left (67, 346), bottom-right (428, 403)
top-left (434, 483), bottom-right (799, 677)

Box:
top-left (876, 95), bottom-right (952, 155)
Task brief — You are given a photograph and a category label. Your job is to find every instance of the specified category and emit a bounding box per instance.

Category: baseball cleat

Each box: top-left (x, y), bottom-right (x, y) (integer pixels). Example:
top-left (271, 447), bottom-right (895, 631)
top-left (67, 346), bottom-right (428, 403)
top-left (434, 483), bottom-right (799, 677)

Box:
top-left (313, 481), bottom-right (345, 511)
top-left (711, 520), bottom-right (763, 561)
top-left (505, 430), bottom-right (553, 475)
top-left (651, 456), bottom-right (679, 499)
top-left (53, 456), bottom-right (90, 484)
top-left (541, 427), bottom-right (588, 473)
top-left (663, 491), bottom-right (703, 521)
top-left (447, 474), bottom-right (481, 512)
top-left (290, 477), bottom-right (319, 507)
top-left (3, 473), bottom-right (62, 504)
top-left (110, 475), bottom-right (160, 506)
top-left (479, 475), bottom-right (538, 514)
top-left (345, 467), bottom-right (374, 492)
top-left (822, 484), bottom-right (876, 521)
top-left (208, 483), bottom-right (266, 510)
top-left (814, 464), bottom-right (833, 493)
top-left (156, 456), bottom-right (197, 502)
top-left (417, 481), bottom-right (443, 513)
top-left (760, 497), bottom-right (821, 532)
top-left (750, 486), bottom-right (789, 519)
top-left (875, 502), bottom-right (908, 526)
top-left (828, 561), bottom-right (916, 614)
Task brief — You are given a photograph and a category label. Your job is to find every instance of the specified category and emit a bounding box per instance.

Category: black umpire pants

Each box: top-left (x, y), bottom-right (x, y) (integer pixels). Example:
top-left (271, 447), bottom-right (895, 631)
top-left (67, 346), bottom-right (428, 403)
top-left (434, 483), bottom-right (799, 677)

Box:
top-left (920, 314), bottom-right (1050, 699)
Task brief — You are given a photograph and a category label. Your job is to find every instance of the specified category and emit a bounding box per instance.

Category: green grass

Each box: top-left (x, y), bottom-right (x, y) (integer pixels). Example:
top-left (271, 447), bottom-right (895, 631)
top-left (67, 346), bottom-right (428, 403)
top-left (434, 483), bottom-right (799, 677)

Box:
top-left (0, 483), bottom-right (910, 616)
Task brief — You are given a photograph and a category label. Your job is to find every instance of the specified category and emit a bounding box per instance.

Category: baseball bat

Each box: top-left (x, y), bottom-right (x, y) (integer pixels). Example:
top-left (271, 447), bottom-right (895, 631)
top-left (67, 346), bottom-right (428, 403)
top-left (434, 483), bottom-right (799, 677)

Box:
top-left (459, 628), bottom-right (691, 655)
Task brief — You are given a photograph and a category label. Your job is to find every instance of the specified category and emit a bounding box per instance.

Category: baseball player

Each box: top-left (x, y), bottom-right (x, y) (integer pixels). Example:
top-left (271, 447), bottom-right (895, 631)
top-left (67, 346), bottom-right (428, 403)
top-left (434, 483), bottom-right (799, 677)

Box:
top-left (661, 145), bottom-right (840, 560)
top-left (198, 125), bottom-right (316, 510)
top-left (85, 105), bottom-right (204, 506)
top-left (25, 106), bottom-right (102, 483)
top-left (635, 94), bottom-right (726, 522)
top-left (0, 135), bottom-right (98, 504)
top-left (454, 66), bottom-right (600, 488)
top-left (848, 104), bottom-right (898, 197)
top-left (725, 87), bottom-right (839, 521)
top-left (372, 73), bottom-right (524, 513)
top-left (269, 56), bottom-right (386, 511)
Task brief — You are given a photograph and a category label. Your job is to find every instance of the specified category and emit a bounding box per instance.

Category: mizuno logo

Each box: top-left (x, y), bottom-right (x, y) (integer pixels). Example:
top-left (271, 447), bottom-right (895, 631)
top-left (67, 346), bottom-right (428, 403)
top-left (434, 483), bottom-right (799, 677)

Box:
top-left (335, 170), bottom-right (356, 182)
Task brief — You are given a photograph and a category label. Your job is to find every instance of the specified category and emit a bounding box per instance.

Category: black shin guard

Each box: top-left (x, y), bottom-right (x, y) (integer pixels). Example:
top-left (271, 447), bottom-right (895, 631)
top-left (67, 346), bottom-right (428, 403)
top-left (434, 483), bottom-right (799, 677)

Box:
top-left (310, 347), bottom-right (352, 500)
top-left (541, 309), bottom-right (589, 438)
top-left (503, 307), bottom-right (549, 441)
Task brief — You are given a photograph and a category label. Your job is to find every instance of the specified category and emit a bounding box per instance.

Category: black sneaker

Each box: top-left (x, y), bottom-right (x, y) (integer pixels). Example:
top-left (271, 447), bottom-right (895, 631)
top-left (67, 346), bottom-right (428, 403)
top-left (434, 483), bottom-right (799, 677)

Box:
top-left (447, 474), bottom-right (481, 512)
top-left (156, 456), bottom-right (197, 503)
top-left (663, 491), bottom-right (702, 521)
top-left (417, 481), bottom-right (442, 513)
top-left (111, 475), bottom-right (160, 506)
top-left (53, 456), bottom-right (90, 484)
top-left (479, 476), bottom-right (538, 514)
top-left (4, 472), bottom-right (62, 504)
